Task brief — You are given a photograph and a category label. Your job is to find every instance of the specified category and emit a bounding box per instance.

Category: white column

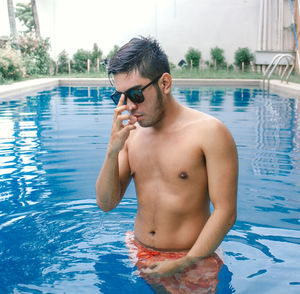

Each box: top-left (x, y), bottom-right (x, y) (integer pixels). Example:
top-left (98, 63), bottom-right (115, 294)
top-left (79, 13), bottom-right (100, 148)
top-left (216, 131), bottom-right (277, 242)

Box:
top-left (258, 0), bottom-right (264, 50)
top-left (279, 0), bottom-right (283, 51)
top-left (263, 0), bottom-right (268, 50)
top-left (267, 0), bottom-right (272, 50)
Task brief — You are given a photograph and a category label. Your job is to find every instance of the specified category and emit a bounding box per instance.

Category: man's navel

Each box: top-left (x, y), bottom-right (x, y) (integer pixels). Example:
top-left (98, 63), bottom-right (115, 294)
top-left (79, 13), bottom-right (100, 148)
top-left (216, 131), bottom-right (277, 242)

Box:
top-left (149, 230), bottom-right (156, 236)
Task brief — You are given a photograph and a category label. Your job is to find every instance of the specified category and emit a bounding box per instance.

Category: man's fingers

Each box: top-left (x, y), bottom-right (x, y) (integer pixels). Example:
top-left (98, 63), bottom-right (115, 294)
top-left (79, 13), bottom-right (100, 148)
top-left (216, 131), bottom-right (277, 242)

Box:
top-left (113, 105), bottom-right (127, 119)
top-left (123, 118), bottom-right (137, 128)
top-left (128, 115), bottom-right (137, 125)
top-left (149, 263), bottom-right (158, 269)
top-left (140, 263), bottom-right (158, 275)
top-left (120, 124), bottom-right (136, 135)
top-left (116, 114), bottom-right (131, 126)
top-left (140, 267), bottom-right (154, 275)
top-left (117, 93), bottom-right (126, 107)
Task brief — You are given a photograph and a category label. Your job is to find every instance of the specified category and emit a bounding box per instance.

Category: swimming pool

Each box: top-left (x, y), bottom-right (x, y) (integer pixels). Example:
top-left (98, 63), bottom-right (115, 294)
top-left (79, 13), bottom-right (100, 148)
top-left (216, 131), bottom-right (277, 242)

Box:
top-left (0, 85), bottom-right (299, 293)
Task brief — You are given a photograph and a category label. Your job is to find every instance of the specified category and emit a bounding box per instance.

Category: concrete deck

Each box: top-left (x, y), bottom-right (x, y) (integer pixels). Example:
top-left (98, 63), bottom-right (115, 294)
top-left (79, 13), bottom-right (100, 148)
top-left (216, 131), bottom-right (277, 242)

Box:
top-left (0, 78), bottom-right (300, 100)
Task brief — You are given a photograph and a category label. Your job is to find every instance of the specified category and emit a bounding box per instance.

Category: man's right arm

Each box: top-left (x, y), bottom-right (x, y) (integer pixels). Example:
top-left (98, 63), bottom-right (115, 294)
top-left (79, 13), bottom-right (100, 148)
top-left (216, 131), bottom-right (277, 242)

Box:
top-left (95, 94), bottom-right (136, 212)
top-left (95, 145), bottom-right (131, 212)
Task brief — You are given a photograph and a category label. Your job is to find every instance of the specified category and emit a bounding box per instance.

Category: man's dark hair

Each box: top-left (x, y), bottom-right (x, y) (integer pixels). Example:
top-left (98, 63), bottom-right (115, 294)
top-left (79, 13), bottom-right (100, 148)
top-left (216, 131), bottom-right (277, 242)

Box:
top-left (108, 36), bottom-right (170, 80)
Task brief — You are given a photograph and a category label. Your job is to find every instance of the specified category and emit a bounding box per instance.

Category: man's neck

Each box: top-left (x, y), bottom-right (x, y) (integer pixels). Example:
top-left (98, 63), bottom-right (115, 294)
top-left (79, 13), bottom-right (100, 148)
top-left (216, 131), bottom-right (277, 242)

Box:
top-left (151, 94), bottom-right (182, 132)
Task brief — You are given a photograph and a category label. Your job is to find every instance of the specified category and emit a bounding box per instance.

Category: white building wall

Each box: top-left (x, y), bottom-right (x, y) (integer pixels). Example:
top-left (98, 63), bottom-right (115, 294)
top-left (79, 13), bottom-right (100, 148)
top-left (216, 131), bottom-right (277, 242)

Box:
top-left (0, 0), bottom-right (295, 65)
top-left (35, 0), bottom-right (263, 64)
top-left (158, 0), bottom-right (261, 64)
top-left (0, 0), bottom-right (10, 37)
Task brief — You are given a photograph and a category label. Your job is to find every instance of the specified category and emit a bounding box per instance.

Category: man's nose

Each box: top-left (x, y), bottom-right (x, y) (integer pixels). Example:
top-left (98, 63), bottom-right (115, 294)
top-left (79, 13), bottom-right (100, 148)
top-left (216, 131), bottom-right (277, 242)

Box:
top-left (126, 98), bottom-right (137, 111)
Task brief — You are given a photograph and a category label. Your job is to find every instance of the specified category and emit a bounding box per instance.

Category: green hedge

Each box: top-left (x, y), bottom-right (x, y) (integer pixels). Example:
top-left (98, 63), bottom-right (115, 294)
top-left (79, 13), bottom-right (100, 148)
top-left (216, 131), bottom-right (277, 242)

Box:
top-left (0, 46), bottom-right (25, 82)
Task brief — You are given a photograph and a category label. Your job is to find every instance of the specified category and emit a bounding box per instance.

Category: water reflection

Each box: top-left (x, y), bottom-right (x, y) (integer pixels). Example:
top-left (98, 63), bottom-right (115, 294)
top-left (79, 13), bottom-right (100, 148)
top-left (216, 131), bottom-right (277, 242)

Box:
top-left (0, 86), bottom-right (117, 203)
top-left (253, 93), bottom-right (296, 176)
top-left (223, 220), bottom-right (300, 291)
top-left (233, 88), bottom-right (251, 110)
top-left (0, 86), bottom-right (299, 293)
top-left (0, 92), bottom-right (52, 208)
top-left (178, 88), bottom-right (253, 112)
top-left (0, 199), bottom-right (105, 293)
top-left (210, 89), bottom-right (225, 110)
top-left (177, 86), bottom-right (297, 178)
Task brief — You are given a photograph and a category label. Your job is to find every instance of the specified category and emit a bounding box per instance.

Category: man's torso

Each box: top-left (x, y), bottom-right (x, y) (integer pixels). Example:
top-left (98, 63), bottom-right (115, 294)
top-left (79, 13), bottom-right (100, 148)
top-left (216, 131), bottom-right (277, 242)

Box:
top-left (127, 107), bottom-right (217, 250)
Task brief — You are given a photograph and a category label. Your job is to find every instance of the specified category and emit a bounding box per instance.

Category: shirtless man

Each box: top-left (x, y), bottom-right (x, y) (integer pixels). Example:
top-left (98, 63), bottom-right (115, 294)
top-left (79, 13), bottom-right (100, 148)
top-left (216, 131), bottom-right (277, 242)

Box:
top-left (96, 37), bottom-right (238, 290)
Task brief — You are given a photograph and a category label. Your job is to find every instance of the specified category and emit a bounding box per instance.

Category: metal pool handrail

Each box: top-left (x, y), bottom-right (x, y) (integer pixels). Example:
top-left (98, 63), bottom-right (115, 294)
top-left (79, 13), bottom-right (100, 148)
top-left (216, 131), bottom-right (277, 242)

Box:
top-left (263, 54), bottom-right (295, 91)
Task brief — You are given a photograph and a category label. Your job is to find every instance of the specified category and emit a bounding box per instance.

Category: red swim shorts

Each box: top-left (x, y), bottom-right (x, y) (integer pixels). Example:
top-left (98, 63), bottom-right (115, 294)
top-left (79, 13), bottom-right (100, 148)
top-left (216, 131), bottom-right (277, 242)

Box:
top-left (125, 231), bottom-right (224, 294)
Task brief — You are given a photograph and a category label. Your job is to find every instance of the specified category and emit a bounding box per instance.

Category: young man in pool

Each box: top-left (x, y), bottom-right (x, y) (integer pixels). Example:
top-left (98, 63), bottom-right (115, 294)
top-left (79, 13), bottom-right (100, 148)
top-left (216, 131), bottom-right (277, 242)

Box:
top-left (96, 37), bottom-right (238, 292)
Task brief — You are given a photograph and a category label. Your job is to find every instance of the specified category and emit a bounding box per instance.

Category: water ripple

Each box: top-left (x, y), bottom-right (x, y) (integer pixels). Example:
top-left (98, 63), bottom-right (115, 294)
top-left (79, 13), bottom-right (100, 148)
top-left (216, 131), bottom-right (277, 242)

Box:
top-left (0, 86), bottom-right (299, 293)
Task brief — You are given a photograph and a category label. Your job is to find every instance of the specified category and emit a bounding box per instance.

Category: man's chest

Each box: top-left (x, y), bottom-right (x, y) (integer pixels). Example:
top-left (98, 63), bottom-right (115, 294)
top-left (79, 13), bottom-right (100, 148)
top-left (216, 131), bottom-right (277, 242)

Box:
top-left (127, 135), bottom-right (205, 182)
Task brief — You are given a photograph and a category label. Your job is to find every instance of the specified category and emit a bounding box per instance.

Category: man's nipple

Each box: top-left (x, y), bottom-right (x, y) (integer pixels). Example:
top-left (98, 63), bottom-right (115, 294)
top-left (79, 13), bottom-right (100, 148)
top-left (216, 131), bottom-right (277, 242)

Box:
top-left (179, 171), bottom-right (188, 179)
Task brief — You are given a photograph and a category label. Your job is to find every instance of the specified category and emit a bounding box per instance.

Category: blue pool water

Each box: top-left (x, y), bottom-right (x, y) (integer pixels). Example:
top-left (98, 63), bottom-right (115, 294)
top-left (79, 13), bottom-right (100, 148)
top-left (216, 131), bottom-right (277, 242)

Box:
top-left (0, 85), bottom-right (299, 293)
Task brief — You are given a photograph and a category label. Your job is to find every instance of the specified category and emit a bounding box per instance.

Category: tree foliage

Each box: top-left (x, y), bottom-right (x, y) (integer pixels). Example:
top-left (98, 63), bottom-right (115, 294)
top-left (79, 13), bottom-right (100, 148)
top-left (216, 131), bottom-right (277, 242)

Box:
top-left (234, 47), bottom-right (253, 70)
top-left (210, 47), bottom-right (226, 69)
top-left (58, 50), bottom-right (69, 74)
top-left (185, 48), bottom-right (201, 68)
top-left (19, 34), bottom-right (51, 75)
top-left (15, 3), bottom-right (34, 33)
top-left (72, 49), bottom-right (91, 72)
top-left (91, 43), bottom-right (102, 68)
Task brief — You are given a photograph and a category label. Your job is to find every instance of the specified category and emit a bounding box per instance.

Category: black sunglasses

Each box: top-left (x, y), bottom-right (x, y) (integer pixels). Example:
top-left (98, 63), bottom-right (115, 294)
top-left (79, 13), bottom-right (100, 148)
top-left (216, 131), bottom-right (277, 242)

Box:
top-left (110, 74), bottom-right (162, 105)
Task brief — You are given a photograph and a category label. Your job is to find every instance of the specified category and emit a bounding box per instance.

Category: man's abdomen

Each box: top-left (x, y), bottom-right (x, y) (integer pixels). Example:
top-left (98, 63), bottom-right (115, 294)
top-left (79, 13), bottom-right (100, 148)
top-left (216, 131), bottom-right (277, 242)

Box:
top-left (134, 202), bottom-right (210, 251)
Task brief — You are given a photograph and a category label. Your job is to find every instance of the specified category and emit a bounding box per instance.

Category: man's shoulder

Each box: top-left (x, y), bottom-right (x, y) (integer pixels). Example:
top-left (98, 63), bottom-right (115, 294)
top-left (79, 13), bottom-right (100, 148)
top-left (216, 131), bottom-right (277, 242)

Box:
top-left (182, 107), bottom-right (234, 148)
top-left (182, 107), bottom-right (224, 132)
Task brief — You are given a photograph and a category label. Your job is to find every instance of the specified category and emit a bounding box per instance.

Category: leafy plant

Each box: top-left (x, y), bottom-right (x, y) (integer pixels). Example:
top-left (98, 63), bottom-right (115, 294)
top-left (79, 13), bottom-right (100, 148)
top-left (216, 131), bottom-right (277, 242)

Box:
top-left (18, 34), bottom-right (51, 75)
top-left (90, 43), bottom-right (102, 69)
top-left (185, 48), bottom-right (201, 69)
top-left (0, 45), bottom-right (25, 81)
top-left (234, 47), bottom-right (253, 71)
top-left (57, 50), bottom-right (69, 74)
top-left (72, 49), bottom-right (91, 72)
top-left (210, 47), bottom-right (226, 70)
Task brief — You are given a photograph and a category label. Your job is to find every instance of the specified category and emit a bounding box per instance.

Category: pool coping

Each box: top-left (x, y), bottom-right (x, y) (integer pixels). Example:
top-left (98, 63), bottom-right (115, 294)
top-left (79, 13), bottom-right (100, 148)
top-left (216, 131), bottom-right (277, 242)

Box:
top-left (0, 78), bottom-right (300, 99)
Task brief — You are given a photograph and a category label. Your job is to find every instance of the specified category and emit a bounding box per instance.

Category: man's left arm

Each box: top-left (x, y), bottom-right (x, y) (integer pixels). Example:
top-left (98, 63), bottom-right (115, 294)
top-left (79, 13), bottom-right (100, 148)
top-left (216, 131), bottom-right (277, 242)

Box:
top-left (141, 120), bottom-right (238, 277)
top-left (185, 120), bottom-right (238, 259)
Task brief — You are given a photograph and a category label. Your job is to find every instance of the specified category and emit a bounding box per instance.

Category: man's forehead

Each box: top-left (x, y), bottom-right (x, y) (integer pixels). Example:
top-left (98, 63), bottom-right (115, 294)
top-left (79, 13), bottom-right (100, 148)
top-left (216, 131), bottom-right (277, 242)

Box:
top-left (114, 71), bottom-right (146, 91)
top-left (114, 70), bottom-right (141, 81)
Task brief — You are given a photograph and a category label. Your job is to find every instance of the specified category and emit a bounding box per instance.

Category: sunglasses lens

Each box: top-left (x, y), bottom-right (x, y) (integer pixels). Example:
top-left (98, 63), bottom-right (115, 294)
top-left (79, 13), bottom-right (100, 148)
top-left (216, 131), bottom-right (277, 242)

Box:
top-left (111, 92), bottom-right (127, 105)
top-left (127, 89), bottom-right (144, 104)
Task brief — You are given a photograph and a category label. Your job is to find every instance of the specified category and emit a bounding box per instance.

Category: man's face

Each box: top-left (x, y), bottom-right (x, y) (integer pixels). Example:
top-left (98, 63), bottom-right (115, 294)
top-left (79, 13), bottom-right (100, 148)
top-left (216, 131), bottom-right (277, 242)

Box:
top-left (113, 71), bottom-right (165, 128)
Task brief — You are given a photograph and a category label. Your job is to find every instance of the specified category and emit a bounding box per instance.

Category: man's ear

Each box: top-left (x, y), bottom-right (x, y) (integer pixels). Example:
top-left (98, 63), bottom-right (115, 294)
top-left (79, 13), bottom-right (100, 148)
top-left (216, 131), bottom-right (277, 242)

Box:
top-left (160, 73), bottom-right (172, 94)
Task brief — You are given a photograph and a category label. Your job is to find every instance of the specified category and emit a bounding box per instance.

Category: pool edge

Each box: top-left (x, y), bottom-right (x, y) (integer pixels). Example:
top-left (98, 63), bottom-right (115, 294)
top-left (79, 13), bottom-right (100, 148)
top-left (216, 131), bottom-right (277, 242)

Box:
top-left (0, 78), bottom-right (60, 100)
top-left (0, 78), bottom-right (300, 99)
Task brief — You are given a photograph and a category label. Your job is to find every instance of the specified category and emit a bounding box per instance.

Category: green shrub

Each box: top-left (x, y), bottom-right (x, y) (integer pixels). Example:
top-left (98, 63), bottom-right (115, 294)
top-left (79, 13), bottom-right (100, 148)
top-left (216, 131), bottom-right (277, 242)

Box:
top-left (49, 58), bottom-right (56, 75)
top-left (22, 56), bottom-right (37, 76)
top-left (57, 50), bottom-right (69, 74)
top-left (210, 47), bottom-right (226, 70)
top-left (91, 43), bottom-right (102, 69)
top-left (0, 46), bottom-right (25, 81)
top-left (227, 64), bottom-right (234, 71)
top-left (234, 47), bottom-right (253, 70)
top-left (72, 49), bottom-right (91, 72)
top-left (185, 48), bottom-right (201, 68)
top-left (18, 34), bottom-right (51, 75)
